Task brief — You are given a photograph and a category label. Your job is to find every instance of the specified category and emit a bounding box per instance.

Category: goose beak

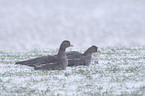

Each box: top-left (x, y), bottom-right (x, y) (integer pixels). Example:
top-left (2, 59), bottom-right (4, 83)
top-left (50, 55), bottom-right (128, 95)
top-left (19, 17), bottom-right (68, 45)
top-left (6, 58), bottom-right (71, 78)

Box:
top-left (70, 44), bottom-right (74, 47)
top-left (97, 49), bottom-right (102, 53)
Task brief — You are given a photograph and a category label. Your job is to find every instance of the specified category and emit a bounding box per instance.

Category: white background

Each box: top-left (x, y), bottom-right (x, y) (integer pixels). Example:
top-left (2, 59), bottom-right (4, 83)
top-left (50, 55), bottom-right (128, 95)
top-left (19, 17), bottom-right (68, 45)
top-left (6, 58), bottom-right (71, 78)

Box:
top-left (0, 0), bottom-right (145, 49)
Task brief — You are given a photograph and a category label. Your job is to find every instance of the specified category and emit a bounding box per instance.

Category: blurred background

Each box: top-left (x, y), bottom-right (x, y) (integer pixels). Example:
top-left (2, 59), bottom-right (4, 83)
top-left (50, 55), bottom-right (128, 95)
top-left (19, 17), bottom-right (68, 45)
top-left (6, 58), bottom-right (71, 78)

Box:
top-left (0, 0), bottom-right (145, 50)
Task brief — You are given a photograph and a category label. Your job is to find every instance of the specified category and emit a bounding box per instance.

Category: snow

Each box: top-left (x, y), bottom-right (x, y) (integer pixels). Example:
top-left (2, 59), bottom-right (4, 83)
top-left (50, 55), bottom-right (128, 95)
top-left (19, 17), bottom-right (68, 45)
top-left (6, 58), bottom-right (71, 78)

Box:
top-left (0, 0), bottom-right (145, 95)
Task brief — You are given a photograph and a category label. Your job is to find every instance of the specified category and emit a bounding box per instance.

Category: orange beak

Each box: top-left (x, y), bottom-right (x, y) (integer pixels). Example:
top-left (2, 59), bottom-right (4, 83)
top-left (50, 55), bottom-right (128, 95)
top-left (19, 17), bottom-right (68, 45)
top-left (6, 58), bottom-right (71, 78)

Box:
top-left (97, 49), bottom-right (102, 53)
top-left (70, 44), bottom-right (74, 47)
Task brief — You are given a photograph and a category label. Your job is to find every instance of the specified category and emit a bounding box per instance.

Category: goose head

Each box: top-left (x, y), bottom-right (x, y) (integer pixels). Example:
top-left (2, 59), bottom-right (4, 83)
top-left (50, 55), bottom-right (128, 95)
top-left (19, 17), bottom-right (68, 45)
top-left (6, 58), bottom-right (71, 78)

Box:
top-left (84, 45), bottom-right (101, 55)
top-left (60, 40), bottom-right (73, 49)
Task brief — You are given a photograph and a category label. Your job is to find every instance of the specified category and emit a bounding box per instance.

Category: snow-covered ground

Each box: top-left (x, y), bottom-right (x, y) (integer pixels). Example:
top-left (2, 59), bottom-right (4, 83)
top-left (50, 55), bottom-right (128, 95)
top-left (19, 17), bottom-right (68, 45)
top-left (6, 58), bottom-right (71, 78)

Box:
top-left (0, 47), bottom-right (145, 96)
top-left (0, 0), bottom-right (145, 95)
top-left (0, 0), bottom-right (145, 50)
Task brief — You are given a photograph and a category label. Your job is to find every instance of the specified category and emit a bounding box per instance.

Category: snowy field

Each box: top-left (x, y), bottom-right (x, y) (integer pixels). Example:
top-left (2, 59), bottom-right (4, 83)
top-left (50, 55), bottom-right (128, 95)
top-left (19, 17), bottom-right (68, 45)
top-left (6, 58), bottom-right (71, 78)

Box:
top-left (0, 0), bottom-right (145, 49)
top-left (0, 46), bottom-right (145, 96)
top-left (0, 0), bottom-right (145, 96)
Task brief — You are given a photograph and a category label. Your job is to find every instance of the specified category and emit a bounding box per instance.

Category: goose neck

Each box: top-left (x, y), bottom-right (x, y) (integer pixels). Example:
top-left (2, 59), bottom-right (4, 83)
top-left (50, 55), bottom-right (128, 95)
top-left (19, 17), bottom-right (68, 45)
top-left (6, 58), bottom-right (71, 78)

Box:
top-left (57, 46), bottom-right (66, 56)
top-left (83, 49), bottom-right (93, 56)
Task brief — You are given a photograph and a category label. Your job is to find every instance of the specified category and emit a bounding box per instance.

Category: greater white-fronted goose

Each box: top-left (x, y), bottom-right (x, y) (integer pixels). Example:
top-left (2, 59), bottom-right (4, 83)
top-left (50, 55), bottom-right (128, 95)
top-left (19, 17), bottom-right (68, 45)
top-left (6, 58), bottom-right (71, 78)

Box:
top-left (66, 45), bottom-right (101, 66)
top-left (16, 40), bottom-right (73, 70)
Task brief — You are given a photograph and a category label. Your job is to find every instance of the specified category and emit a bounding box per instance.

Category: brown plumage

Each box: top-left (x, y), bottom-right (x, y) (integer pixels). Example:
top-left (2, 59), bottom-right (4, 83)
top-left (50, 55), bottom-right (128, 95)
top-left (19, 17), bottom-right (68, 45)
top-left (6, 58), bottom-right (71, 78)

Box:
top-left (16, 40), bottom-right (73, 70)
top-left (66, 46), bottom-right (101, 66)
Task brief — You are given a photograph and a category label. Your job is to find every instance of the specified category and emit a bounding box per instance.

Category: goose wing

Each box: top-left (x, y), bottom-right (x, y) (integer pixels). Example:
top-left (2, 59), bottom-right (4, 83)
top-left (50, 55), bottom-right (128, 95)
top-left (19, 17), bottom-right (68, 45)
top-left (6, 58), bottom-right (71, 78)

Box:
top-left (66, 51), bottom-right (83, 59)
top-left (66, 51), bottom-right (85, 66)
top-left (34, 62), bottom-right (58, 70)
top-left (15, 55), bottom-right (57, 67)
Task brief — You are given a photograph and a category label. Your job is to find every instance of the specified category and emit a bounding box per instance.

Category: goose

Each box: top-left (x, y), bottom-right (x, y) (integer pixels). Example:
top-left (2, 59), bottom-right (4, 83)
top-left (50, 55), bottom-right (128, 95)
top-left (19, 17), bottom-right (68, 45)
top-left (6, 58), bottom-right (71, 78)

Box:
top-left (66, 45), bottom-right (101, 66)
top-left (16, 40), bottom-right (73, 70)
